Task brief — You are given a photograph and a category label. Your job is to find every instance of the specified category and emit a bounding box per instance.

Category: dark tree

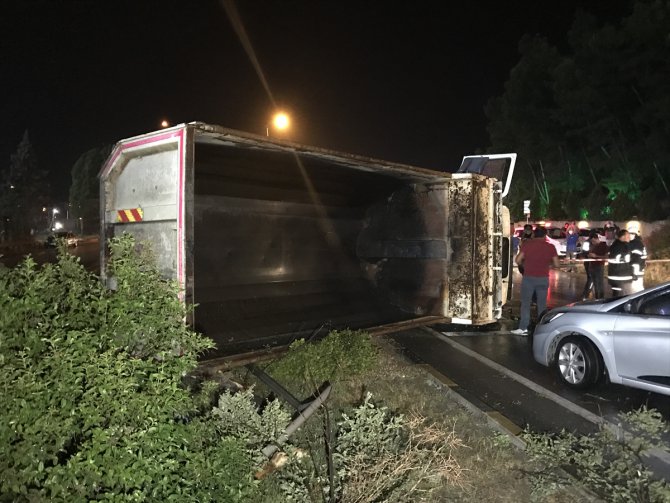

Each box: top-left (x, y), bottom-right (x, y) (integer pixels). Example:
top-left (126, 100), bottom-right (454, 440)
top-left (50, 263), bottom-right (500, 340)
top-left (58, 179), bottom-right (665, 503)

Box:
top-left (0, 131), bottom-right (50, 240)
top-left (69, 144), bottom-right (112, 234)
top-left (487, 0), bottom-right (670, 222)
top-left (485, 35), bottom-right (565, 220)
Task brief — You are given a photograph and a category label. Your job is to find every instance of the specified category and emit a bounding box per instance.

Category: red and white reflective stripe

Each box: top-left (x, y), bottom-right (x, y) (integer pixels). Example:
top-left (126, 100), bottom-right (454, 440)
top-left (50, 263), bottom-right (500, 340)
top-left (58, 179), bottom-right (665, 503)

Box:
top-left (116, 208), bottom-right (144, 222)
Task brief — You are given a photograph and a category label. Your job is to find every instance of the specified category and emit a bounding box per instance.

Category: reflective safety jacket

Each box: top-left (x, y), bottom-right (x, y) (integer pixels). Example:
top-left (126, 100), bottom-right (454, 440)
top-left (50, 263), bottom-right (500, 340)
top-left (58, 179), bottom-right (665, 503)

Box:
top-left (629, 236), bottom-right (647, 279)
top-left (607, 239), bottom-right (633, 284)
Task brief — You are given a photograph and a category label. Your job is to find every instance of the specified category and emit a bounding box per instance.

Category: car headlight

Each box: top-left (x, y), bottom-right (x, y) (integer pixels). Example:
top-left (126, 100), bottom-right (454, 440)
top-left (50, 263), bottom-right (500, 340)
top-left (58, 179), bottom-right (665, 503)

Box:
top-left (540, 312), bottom-right (565, 325)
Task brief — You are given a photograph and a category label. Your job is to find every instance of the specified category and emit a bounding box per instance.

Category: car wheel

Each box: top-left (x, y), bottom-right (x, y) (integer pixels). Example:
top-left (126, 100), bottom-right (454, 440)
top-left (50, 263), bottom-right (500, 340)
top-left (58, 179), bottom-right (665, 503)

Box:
top-left (554, 336), bottom-right (602, 389)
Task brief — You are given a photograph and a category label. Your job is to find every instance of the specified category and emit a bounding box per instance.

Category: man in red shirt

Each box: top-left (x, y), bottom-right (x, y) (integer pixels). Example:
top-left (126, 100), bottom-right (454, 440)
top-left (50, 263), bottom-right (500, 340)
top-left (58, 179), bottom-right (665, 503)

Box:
top-left (512, 226), bottom-right (559, 335)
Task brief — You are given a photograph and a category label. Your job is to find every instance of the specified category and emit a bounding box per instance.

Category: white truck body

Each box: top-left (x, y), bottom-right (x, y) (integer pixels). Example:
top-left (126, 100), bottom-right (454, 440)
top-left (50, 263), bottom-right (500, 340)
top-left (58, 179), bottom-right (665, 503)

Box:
top-left (100, 122), bottom-right (515, 356)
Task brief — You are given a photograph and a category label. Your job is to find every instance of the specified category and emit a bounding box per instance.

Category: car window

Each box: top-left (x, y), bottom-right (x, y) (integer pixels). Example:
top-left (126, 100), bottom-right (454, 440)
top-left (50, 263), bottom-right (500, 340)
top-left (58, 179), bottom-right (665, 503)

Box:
top-left (638, 292), bottom-right (670, 316)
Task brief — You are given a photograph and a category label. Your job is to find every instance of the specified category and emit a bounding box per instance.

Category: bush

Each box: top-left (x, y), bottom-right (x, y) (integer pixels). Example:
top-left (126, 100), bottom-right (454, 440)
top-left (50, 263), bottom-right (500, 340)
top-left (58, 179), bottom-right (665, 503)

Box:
top-left (238, 331), bottom-right (465, 502)
top-left (0, 236), bottom-right (258, 502)
top-left (523, 407), bottom-right (670, 502)
top-left (646, 219), bottom-right (670, 259)
top-left (264, 329), bottom-right (378, 394)
top-left (333, 393), bottom-right (464, 502)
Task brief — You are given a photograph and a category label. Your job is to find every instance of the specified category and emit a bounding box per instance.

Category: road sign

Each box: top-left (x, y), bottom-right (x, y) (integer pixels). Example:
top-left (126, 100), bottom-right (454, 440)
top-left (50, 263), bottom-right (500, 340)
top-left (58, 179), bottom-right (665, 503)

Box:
top-left (523, 200), bottom-right (531, 215)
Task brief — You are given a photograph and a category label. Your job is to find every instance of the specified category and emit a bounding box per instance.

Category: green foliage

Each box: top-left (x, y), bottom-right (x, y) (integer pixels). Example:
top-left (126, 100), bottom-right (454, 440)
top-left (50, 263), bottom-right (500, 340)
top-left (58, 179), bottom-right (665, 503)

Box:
top-left (0, 234), bottom-right (259, 502)
top-left (523, 407), bottom-right (670, 502)
top-left (265, 329), bottom-right (378, 394)
top-left (0, 130), bottom-right (50, 238)
top-left (332, 393), bottom-right (464, 502)
top-left (213, 388), bottom-right (292, 462)
top-left (69, 144), bottom-right (111, 231)
top-left (105, 236), bottom-right (204, 358)
top-left (646, 219), bottom-right (670, 259)
top-left (212, 389), bottom-right (314, 502)
top-left (487, 1), bottom-right (670, 221)
top-left (335, 393), bottom-right (407, 469)
top-left (235, 336), bottom-right (465, 502)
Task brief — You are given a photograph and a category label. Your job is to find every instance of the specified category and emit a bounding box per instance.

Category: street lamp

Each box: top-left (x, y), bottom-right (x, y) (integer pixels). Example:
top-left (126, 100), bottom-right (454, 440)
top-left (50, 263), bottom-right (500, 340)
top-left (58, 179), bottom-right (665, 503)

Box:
top-left (51, 208), bottom-right (59, 231)
top-left (266, 111), bottom-right (290, 137)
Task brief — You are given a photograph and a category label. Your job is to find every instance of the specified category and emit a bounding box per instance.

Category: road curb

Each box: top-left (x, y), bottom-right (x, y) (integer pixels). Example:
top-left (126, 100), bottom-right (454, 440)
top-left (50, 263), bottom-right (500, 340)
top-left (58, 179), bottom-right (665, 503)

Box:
top-left (395, 348), bottom-right (528, 451)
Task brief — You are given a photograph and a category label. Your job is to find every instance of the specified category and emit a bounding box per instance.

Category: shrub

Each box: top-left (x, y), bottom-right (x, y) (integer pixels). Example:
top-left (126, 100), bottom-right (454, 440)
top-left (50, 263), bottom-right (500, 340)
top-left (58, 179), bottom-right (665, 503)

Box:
top-left (523, 407), bottom-right (670, 502)
top-left (222, 332), bottom-right (467, 502)
top-left (265, 329), bottom-right (378, 394)
top-left (0, 236), bottom-right (258, 502)
top-left (332, 393), bottom-right (465, 503)
top-left (646, 219), bottom-right (670, 259)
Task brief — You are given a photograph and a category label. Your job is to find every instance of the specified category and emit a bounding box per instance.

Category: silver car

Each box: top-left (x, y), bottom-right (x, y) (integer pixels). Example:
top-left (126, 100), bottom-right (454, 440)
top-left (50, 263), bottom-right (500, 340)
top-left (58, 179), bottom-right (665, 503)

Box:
top-left (532, 281), bottom-right (670, 396)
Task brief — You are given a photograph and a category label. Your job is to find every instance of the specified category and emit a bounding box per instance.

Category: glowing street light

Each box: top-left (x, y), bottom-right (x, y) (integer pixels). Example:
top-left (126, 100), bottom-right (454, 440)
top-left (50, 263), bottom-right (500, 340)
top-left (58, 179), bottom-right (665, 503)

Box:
top-left (266, 111), bottom-right (291, 136)
top-left (51, 208), bottom-right (60, 231)
top-left (273, 112), bottom-right (289, 130)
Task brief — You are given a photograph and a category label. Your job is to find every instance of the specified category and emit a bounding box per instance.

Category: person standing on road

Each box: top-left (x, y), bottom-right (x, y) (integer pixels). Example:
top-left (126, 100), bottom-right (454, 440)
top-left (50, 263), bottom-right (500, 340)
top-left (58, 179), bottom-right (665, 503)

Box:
top-left (604, 222), bottom-right (617, 247)
top-left (628, 227), bottom-right (647, 293)
top-left (582, 230), bottom-right (608, 300)
top-left (566, 227), bottom-right (580, 271)
top-left (607, 229), bottom-right (633, 296)
top-left (511, 226), bottom-right (559, 336)
top-left (516, 224), bottom-right (534, 275)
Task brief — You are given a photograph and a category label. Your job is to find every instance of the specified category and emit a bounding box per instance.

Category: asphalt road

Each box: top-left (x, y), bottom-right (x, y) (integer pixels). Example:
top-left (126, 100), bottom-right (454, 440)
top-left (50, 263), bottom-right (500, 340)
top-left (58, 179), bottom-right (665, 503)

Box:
top-left (438, 266), bottom-right (670, 421)
top-left (0, 237), bottom-right (100, 271)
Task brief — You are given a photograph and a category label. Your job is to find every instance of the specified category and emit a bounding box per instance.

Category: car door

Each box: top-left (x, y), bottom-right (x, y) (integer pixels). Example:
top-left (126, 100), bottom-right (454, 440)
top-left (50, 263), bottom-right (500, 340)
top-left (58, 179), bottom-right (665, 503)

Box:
top-left (458, 153), bottom-right (516, 198)
top-left (612, 290), bottom-right (670, 383)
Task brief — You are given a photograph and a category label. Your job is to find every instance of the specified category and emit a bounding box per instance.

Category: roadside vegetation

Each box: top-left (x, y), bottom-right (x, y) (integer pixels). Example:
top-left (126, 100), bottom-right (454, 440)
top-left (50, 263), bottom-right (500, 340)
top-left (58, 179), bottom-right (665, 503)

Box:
top-left (487, 1), bottom-right (670, 223)
top-left (1, 235), bottom-right (667, 502)
top-left (524, 407), bottom-right (670, 503)
top-left (647, 220), bottom-right (670, 259)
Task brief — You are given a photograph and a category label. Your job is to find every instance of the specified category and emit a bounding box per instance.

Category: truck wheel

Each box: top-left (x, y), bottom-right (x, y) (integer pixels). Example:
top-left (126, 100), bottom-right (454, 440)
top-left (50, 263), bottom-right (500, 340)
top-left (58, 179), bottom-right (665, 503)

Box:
top-left (554, 336), bottom-right (601, 389)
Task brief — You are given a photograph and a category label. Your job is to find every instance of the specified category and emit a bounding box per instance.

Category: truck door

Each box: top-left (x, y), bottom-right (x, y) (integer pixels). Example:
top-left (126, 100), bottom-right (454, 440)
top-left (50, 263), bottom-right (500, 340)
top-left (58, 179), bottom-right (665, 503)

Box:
top-left (458, 154), bottom-right (517, 307)
top-left (457, 154), bottom-right (516, 198)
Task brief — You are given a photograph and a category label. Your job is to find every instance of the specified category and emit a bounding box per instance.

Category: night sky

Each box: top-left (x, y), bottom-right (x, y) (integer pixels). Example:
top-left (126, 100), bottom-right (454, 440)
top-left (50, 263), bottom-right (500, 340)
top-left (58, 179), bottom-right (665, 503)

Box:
top-left (1, 0), bottom-right (631, 199)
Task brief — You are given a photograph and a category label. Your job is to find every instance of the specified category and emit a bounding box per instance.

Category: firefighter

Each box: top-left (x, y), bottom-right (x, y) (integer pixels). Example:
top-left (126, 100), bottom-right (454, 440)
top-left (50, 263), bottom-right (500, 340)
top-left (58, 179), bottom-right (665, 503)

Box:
top-left (603, 221), bottom-right (617, 247)
top-left (607, 229), bottom-right (633, 296)
top-left (627, 221), bottom-right (647, 293)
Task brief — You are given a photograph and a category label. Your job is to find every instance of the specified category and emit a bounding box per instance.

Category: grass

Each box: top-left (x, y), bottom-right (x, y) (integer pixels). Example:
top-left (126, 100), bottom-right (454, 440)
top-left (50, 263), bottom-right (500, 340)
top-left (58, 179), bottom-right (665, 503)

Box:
top-left (358, 337), bottom-right (534, 502)
top-left (223, 331), bottom-right (662, 501)
top-left (232, 335), bottom-right (593, 502)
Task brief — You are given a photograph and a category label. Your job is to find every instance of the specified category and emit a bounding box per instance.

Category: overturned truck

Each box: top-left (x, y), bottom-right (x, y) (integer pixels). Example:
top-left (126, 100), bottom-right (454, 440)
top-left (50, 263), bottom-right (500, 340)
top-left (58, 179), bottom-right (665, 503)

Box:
top-left (100, 122), bottom-right (515, 357)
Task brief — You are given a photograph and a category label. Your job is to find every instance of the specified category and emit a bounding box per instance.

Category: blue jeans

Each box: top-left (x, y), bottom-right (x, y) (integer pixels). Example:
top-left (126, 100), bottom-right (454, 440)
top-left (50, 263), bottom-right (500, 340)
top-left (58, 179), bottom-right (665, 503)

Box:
top-left (519, 275), bottom-right (549, 331)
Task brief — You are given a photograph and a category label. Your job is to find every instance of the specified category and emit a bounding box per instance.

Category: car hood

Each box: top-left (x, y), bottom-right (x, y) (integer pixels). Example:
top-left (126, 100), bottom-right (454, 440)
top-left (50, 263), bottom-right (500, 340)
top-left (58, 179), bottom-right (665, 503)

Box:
top-left (551, 297), bottom-right (622, 313)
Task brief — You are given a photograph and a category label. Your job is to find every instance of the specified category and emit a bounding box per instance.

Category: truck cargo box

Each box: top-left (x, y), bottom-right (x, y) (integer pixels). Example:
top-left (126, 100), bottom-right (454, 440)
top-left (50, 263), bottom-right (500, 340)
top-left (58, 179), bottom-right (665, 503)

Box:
top-left (100, 122), bottom-right (512, 356)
